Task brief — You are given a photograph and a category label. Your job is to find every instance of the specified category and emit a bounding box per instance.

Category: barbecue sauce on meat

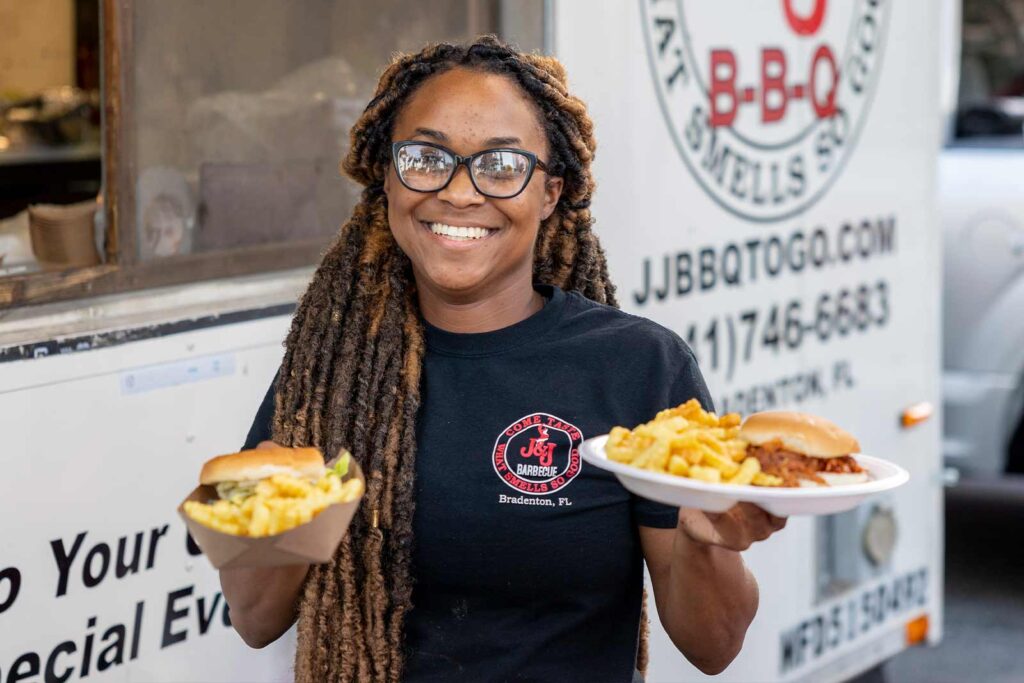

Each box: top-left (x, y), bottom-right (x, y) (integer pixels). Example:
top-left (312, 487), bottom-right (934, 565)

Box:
top-left (748, 440), bottom-right (863, 487)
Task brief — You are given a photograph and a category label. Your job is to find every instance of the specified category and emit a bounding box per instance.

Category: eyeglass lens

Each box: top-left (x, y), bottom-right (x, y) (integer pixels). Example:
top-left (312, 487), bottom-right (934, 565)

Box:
top-left (395, 144), bottom-right (532, 198)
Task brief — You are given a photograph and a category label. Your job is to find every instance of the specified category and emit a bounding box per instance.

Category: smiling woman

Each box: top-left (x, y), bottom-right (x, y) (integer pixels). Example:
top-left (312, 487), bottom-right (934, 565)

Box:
top-left (219, 36), bottom-right (783, 683)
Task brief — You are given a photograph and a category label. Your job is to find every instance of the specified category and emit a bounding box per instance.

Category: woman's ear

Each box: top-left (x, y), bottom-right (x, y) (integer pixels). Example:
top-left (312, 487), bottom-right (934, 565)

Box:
top-left (541, 176), bottom-right (564, 221)
top-left (383, 167), bottom-right (392, 196)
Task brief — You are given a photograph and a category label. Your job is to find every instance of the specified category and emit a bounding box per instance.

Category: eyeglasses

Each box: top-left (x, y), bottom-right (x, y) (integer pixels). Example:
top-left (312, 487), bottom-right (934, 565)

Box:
top-left (391, 141), bottom-right (550, 199)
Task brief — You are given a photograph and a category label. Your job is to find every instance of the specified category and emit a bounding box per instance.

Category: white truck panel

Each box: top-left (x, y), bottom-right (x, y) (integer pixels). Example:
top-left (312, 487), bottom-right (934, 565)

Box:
top-left (0, 312), bottom-right (295, 682)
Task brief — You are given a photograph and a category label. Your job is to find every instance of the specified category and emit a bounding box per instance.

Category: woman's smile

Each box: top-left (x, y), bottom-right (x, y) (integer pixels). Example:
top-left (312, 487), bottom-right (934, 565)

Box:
top-left (420, 220), bottom-right (501, 245)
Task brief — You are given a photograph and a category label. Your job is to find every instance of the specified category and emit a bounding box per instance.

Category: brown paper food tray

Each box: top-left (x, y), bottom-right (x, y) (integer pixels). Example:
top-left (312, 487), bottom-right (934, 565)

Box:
top-left (178, 461), bottom-right (364, 569)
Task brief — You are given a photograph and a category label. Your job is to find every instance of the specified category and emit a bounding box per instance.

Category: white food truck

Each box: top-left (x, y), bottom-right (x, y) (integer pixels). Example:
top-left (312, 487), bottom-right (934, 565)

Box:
top-left (0, 1), bottom-right (944, 681)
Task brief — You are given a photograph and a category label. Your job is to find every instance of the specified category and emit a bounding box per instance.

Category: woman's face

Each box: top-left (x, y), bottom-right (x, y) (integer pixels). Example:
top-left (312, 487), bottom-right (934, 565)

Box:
top-left (384, 68), bottom-right (563, 301)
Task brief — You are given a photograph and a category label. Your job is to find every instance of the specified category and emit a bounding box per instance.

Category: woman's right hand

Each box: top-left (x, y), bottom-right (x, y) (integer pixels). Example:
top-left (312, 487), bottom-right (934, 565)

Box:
top-left (218, 439), bottom-right (310, 648)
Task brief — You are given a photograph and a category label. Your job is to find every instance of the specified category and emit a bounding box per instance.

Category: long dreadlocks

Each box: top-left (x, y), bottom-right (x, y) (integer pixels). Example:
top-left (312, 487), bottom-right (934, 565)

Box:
top-left (272, 36), bottom-right (623, 682)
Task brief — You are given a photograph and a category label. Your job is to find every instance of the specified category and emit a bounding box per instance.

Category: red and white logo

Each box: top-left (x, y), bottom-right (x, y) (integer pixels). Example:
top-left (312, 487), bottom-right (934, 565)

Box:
top-left (492, 413), bottom-right (584, 495)
top-left (642, 0), bottom-right (890, 222)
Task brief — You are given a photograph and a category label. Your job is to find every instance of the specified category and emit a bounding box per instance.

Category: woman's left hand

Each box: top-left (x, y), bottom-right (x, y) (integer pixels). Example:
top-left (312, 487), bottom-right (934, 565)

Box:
top-left (642, 504), bottom-right (786, 672)
top-left (677, 503), bottom-right (787, 551)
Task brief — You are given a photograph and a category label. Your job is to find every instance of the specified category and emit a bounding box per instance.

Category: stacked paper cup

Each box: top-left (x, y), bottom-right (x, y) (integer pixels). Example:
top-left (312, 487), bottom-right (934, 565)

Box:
top-left (28, 199), bottom-right (102, 268)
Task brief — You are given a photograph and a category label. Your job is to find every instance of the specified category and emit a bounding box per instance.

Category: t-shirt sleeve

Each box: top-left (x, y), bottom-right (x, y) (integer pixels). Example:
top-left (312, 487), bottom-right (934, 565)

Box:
top-left (632, 344), bottom-right (715, 529)
top-left (241, 374), bottom-right (277, 450)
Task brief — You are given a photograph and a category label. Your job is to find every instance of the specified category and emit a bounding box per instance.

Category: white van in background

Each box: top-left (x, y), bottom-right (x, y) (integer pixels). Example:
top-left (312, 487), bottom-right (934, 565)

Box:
top-left (940, 0), bottom-right (1024, 479)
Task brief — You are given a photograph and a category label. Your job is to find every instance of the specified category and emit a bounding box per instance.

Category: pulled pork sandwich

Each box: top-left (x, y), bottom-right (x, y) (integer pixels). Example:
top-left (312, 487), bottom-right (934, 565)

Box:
top-left (739, 412), bottom-right (867, 487)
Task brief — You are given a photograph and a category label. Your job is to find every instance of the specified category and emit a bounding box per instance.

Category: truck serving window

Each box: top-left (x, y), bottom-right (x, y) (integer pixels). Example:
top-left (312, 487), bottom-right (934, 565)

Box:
top-left (0, 0), bottom-right (542, 309)
top-left (955, 0), bottom-right (1024, 145)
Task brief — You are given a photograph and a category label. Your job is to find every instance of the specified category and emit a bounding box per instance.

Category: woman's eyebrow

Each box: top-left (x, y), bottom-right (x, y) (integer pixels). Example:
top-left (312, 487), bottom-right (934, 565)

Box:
top-left (411, 128), bottom-right (523, 148)
top-left (484, 136), bottom-right (522, 147)
top-left (413, 127), bottom-right (449, 142)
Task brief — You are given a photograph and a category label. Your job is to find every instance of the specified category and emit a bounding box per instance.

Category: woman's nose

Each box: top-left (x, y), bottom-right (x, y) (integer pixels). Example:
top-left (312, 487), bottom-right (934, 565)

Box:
top-left (437, 165), bottom-right (485, 207)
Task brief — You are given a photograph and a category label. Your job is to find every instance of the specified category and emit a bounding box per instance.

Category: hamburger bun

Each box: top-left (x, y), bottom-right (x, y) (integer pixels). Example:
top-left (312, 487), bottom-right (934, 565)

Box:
top-left (199, 446), bottom-right (326, 485)
top-left (740, 412), bottom-right (860, 458)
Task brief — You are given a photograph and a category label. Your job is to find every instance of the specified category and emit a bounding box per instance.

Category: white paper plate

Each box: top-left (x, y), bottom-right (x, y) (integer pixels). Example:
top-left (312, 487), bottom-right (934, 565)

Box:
top-left (581, 435), bottom-right (909, 516)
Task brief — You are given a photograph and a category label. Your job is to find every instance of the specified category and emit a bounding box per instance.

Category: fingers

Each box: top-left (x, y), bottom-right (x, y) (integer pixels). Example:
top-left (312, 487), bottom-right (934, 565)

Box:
top-left (736, 503), bottom-right (787, 526)
top-left (745, 515), bottom-right (775, 545)
top-left (256, 440), bottom-right (281, 450)
top-left (702, 506), bottom-right (761, 551)
top-left (678, 508), bottom-right (723, 547)
top-left (680, 505), bottom-right (788, 552)
top-left (734, 503), bottom-right (788, 545)
top-left (758, 506), bottom-right (788, 533)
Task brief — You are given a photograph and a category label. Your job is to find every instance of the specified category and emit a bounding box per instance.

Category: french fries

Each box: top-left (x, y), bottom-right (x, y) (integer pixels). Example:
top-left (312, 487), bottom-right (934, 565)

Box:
top-left (606, 399), bottom-right (783, 487)
top-left (184, 472), bottom-right (363, 537)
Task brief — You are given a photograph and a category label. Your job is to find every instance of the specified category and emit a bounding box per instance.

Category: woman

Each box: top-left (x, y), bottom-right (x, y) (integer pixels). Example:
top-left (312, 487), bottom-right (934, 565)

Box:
top-left (223, 36), bottom-right (786, 682)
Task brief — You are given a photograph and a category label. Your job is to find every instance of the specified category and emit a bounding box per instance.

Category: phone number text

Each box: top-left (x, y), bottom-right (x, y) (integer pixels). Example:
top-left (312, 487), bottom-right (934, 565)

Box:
top-left (685, 280), bottom-right (890, 381)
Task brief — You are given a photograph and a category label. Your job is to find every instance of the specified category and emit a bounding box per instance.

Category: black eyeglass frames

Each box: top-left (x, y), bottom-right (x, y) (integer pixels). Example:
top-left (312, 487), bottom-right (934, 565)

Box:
top-left (390, 141), bottom-right (550, 199)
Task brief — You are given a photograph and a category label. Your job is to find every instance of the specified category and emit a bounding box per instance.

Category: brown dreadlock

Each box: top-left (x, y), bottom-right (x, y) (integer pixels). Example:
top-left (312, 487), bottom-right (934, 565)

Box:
top-left (272, 36), bottom-right (631, 682)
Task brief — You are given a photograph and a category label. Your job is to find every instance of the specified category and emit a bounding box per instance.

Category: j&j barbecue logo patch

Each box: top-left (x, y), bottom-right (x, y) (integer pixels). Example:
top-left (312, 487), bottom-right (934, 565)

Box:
top-left (641, 0), bottom-right (890, 222)
top-left (492, 413), bottom-right (583, 495)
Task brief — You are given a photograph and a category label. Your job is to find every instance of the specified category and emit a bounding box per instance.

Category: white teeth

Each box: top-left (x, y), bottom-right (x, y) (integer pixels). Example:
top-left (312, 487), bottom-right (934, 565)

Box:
top-left (427, 223), bottom-right (494, 241)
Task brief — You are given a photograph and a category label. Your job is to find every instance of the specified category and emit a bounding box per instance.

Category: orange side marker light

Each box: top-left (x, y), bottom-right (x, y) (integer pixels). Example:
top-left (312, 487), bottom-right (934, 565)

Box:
top-left (905, 614), bottom-right (929, 646)
top-left (901, 402), bottom-right (934, 429)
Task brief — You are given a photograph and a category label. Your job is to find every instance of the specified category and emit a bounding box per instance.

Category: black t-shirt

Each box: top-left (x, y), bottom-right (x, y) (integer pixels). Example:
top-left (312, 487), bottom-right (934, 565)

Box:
top-left (243, 285), bottom-right (713, 682)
